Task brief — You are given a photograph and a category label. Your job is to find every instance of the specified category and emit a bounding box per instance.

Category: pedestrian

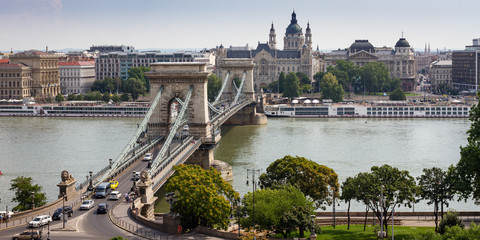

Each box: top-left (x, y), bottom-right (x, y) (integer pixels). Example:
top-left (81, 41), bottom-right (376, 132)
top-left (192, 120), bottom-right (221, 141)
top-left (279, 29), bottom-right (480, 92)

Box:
top-left (0, 213), bottom-right (3, 223)
top-left (7, 211), bottom-right (11, 222)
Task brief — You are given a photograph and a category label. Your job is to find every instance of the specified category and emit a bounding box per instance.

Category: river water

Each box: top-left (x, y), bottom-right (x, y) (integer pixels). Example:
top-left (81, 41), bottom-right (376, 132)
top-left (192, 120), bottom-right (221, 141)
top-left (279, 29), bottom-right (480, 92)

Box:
top-left (0, 117), bottom-right (475, 212)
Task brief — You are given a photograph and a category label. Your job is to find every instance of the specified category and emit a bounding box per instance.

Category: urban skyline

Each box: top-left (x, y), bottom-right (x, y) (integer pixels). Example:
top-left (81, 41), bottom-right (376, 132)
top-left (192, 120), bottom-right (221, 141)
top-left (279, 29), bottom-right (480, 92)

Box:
top-left (1, 0), bottom-right (478, 52)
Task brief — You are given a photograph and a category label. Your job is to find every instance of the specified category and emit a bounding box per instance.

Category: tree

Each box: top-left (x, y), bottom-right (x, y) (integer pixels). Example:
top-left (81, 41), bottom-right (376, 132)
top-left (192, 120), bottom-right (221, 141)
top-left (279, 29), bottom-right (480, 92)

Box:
top-left (55, 93), bottom-right (64, 102)
top-left (320, 73), bottom-right (344, 102)
top-left (389, 88), bottom-right (406, 101)
top-left (360, 62), bottom-right (390, 93)
top-left (340, 177), bottom-right (358, 230)
top-left (111, 93), bottom-right (120, 103)
top-left (438, 210), bottom-right (464, 234)
top-left (282, 72), bottom-right (300, 98)
top-left (296, 72), bottom-right (311, 85)
top-left (259, 155), bottom-right (339, 208)
top-left (102, 92), bottom-right (111, 102)
top-left (357, 165), bottom-right (417, 237)
top-left (278, 71), bottom-right (286, 93)
top-left (124, 78), bottom-right (146, 101)
top-left (120, 93), bottom-right (129, 102)
top-left (207, 74), bottom-right (222, 102)
top-left (241, 185), bottom-right (314, 238)
top-left (128, 66), bottom-right (151, 92)
top-left (67, 94), bottom-right (76, 101)
top-left (453, 96), bottom-right (480, 201)
top-left (165, 164), bottom-right (239, 232)
top-left (417, 167), bottom-right (454, 232)
top-left (313, 71), bottom-right (326, 93)
top-left (76, 94), bottom-right (84, 101)
top-left (10, 176), bottom-right (47, 211)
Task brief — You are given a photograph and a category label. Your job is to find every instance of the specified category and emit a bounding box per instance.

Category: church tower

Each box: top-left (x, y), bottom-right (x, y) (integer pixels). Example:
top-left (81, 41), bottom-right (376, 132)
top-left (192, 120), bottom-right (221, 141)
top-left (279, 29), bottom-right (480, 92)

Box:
top-left (269, 23), bottom-right (276, 49)
top-left (305, 22), bottom-right (312, 49)
top-left (284, 11), bottom-right (304, 50)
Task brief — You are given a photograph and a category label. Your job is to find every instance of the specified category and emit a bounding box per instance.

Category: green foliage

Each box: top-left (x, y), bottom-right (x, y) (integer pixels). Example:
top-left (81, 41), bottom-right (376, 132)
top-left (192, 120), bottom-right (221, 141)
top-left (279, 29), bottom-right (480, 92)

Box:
top-left (325, 60), bottom-right (360, 93)
top-left (266, 80), bottom-right (279, 93)
top-left (91, 77), bottom-right (122, 93)
top-left (102, 92), bottom-right (111, 102)
top-left (355, 165), bottom-right (417, 237)
top-left (67, 94), bottom-right (76, 101)
top-left (165, 164), bottom-right (239, 232)
top-left (278, 71), bottom-right (286, 93)
top-left (240, 185), bottom-right (314, 238)
top-left (45, 94), bottom-right (52, 103)
top-left (313, 71), bottom-right (326, 93)
top-left (84, 91), bottom-right (102, 101)
top-left (360, 62), bottom-right (393, 93)
top-left (282, 72), bottom-right (300, 98)
top-left (124, 78), bottom-right (146, 101)
top-left (259, 155), bottom-right (339, 208)
top-left (296, 72), bottom-right (311, 85)
top-left (110, 237), bottom-right (128, 240)
top-left (320, 73), bottom-right (344, 102)
top-left (128, 66), bottom-right (151, 92)
top-left (120, 93), bottom-right (129, 102)
top-left (233, 77), bottom-right (242, 88)
top-left (410, 223), bottom-right (480, 240)
top-left (207, 74), bottom-right (222, 102)
top-left (76, 94), bottom-right (84, 101)
top-left (417, 167), bottom-right (454, 231)
top-left (389, 88), bottom-right (407, 100)
top-left (55, 93), bottom-right (64, 102)
top-left (9, 176), bottom-right (47, 211)
top-left (111, 93), bottom-right (120, 103)
top-left (438, 210), bottom-right (464, 234)
top-left (453, 96), bottom-right (480, 201)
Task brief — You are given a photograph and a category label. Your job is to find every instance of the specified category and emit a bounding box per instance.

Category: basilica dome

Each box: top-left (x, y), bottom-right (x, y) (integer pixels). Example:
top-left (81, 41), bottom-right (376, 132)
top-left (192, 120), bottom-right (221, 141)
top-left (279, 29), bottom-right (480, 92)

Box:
top-left (395, 38), bottom-right (411, 48)
top-left (349, 40), bottom-right (374, 53)
top-left (286, 11), bottom-right (302, 34)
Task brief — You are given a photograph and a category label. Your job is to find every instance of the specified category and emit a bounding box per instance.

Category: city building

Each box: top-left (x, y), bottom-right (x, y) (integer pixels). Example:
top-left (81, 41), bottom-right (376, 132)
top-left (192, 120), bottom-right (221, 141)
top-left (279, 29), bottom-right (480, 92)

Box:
top-left (95, 51), bottom-right (213, 80)
top-left (0, 50), bottom-right (60, 100)
top-left (324, 38), bottom-right (417, 91)
top-left (452, 38), bottom-right (480, 91)
top-left (59, 61), bottom-right (96, 94)
top-left (89, 45), bottom-right (136, 53)
top-left (430, 60), bottom-right (452, 92)
top-left (215, 11), bottom-right (316, 88)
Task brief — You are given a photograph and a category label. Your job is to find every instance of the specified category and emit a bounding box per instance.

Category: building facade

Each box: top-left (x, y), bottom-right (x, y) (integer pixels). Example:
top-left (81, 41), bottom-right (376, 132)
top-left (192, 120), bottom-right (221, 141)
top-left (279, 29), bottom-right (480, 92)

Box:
top-left (430, 60), bottom-right (452, 92)
top-left (215, 11), bottom-right (315, 88)
top-left (59, 61), bottom-right (96, 94)
top-left (95, 51), bottom-right (213, 80)
top-left (89, 45), bottom-right (136, 53)
top-left (452, 38), bottom-right (480, 91)
top-left (0, 51), bottom-right (60, 100)
top-left (324, 38), bottom-right (417, 91)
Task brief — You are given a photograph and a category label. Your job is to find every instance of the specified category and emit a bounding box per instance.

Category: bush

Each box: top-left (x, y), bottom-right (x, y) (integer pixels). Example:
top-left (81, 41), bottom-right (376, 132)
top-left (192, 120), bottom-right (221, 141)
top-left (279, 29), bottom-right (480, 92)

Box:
top-left (438, 210), bottom-right (464, 234)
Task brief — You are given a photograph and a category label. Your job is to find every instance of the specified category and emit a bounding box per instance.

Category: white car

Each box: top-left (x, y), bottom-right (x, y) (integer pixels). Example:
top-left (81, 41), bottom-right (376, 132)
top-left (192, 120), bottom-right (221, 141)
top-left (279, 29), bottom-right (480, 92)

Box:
top-left (143, 153), bottom-right (153, 161)
top-left (80, 199), bottom-right (95, 210)
top-left (109, 191), bottom-right (122, 200)
top-left (28, 215), bottom-right (51, 228)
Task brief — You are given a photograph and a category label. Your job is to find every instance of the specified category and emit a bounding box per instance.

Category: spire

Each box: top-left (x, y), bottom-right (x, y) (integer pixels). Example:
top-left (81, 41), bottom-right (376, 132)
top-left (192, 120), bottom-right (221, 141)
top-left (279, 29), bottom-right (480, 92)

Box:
top-left (291, 10), bottom-right (297, 24)
top-left (306, 21), bottom-right (311, 31)
top-left (316, 44), bottom-right (319, 51)
top-left (425, 43), bottom-right (427, 54)
top-left (270, 22), bottom-right (275, 32)
top-left (428, 42), bottom-right (431, 54)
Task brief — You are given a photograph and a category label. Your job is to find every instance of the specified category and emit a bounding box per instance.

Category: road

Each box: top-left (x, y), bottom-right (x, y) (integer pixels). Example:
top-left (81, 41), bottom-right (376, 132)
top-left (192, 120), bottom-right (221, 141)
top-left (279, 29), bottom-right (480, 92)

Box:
top-left (1, 152), bottom-right (156, 240)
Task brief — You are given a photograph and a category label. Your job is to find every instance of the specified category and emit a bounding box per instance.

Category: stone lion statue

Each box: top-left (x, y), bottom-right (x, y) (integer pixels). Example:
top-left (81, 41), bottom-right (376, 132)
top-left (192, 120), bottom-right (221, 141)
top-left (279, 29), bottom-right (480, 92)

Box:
top-left (61, 170), bottom-right (74, 183)
top-left (140, 170), bottom-right (150, 183)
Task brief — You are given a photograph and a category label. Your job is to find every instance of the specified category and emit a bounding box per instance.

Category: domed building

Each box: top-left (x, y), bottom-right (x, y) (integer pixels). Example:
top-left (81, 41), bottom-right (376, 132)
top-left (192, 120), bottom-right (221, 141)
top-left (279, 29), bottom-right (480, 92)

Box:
top-left (324, 37), bottom-right (416, 91)
top-left (216, 11), bottom-right (318, 87)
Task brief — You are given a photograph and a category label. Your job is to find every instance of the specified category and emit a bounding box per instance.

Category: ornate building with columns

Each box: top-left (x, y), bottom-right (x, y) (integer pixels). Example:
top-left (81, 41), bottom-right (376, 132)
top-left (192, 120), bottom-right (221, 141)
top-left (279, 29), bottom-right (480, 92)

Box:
top-left (216, 11), bottom-right (316, 88)
top-left (324, 38), bottom-right (417, 91)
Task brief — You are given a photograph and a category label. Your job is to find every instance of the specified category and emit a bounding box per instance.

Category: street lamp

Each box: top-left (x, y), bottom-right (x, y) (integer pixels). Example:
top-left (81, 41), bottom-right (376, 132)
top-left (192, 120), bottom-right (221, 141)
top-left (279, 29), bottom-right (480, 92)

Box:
top-left (62, 194), bottom-right (66, 229)
top-left (131, 171), bottom-right (137, 192)
top-left (246, 168), bottom-right (261, 234)
top-left (31, 191), bottom-right (35, 210)
top-left (88, 171), bottom-right (93, 192)
top-left (332, 187), bottom-right (336, 229)
top-left (310, 214), bottom-right (316, 237)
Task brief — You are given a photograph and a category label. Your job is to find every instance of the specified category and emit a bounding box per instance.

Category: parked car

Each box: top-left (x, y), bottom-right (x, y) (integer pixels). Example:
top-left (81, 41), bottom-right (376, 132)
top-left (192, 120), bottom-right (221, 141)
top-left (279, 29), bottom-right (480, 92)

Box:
top-left (109, 191), bottom-right (122, 200)
top-left (11, 230), bottom-right (42, 240)
top-left (52, 206), bottom-right (73, 220)
top-left (28, 215), bottom-right (51, 228)
top-left (80, 200), bottom-right (95, 210)
top-left (109, 180), bottom-right (119, 190)
top-left (143, 153), bottom-right (153, 161)
top-left (96, 203), bottom-right (108, 214)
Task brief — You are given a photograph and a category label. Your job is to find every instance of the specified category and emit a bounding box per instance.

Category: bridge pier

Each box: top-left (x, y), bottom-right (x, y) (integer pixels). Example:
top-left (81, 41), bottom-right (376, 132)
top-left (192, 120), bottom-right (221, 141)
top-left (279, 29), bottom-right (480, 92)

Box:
top-left (137, 171), bottom-right (157, 220)
top-left (186, 146), bottom-right (214, 170)
top-left (223, 103), bottom-right (267, 125)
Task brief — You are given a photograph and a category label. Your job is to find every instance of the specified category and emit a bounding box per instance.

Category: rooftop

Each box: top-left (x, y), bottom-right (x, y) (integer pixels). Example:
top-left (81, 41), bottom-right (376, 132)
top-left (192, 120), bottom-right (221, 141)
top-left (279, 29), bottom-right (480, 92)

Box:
top-left (58, 61), bottom-right (95, 66)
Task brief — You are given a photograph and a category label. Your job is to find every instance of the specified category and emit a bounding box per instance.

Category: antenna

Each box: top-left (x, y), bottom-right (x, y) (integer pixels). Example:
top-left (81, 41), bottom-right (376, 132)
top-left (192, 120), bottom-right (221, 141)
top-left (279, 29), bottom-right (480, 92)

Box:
top-left (401, 31), bottom-right (404, 38)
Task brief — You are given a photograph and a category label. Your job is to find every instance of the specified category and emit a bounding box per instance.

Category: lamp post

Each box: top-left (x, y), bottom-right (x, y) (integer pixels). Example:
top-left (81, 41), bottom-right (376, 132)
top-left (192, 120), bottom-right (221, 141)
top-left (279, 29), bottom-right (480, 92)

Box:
top-left (88, 171), bottom-right (93, 192)
top-left (131, 171), bottom-right (137, 192)
top-left (310, 214), bottom-right (316, 238)
top-left (246, 169), bottom-right (261, 234)
top-left (31, 191), bottom-right (35, 210)
top-left (332, 187), bottom-right (336, 229)
top-left (62, 194), bottom-right (66, 229)
top-left (379, 185), bottom-right (385, 240)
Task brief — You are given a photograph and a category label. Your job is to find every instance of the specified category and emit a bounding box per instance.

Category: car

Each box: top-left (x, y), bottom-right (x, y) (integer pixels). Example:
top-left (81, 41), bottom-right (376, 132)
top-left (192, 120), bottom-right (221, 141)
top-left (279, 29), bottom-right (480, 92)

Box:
top-left (11, 230), bottom-right (42, 240)
top-left (80, 200), bottom-right (95, 210)
top-left (28, 215), bottom-right (51, 228)
top-left (52, 206), bottom-right (73, 220)
top-left (96, 203), bottom-right (108, 214)
top-left (109, 180), bottom-right (119, 190)
top-left (95, 182), bottom-right (111, 198)
top-left (109, 191), bottom-right (122, 200)
top-left (143, 153), bottom-right (153, 161)
top-left (132, 171), bottom-right (140, 181)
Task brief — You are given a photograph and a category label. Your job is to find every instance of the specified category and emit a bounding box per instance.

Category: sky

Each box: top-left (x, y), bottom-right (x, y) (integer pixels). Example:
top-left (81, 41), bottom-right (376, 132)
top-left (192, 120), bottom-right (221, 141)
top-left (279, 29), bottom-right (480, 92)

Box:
top-left (0, 0), bottom-right (479, 52)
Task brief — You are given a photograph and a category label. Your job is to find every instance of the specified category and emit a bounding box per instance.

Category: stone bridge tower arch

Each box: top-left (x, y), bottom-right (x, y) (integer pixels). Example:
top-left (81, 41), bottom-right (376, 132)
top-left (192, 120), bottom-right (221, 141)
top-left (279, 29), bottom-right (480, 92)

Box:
top-left (145, 63), bottom-right (212, 140)
top-left (216, 59), bottom-right (255, 102)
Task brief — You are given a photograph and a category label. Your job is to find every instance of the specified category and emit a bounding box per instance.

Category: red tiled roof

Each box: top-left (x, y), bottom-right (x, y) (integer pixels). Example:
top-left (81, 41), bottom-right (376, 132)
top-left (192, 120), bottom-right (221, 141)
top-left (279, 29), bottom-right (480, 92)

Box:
top-left (0, 63), bottom-right (28, 68)
top-left (58, 61), bottom-right (95, 66)
top-left (0, 59), bottom-right (9, 64)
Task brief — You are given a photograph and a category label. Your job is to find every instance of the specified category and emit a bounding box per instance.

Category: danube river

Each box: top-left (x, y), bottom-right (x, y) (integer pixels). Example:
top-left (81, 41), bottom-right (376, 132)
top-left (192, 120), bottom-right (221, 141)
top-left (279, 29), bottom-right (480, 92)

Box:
top-left (0, 117), bottom-right (474, 212)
